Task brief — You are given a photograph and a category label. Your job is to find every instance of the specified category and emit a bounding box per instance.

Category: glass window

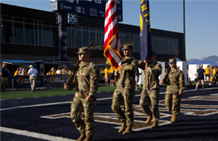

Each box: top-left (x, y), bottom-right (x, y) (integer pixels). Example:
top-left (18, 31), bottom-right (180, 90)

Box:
top-left (67, 27), bottom-right (71, 48)
top-left (129, 33), bottom-right (134, 44)
top-left (89, 28), bottom-right (96, 45)
top-left (0, 19), bottom-right (2, 42)
top-left (119, 32), bottom-right (123, 45)
top-left (34, 23), bottom-right (38, 45)
top-left (2, 16), bottom-right (12, 21)
top-left (2, 20), bottom-right (13, 43)
top-left (75, 27), bottom-right (82, 48)
top-left (14, 22), bottom-right (24, 44)
top-left (137, 36), bottom-right (140, 52)
top-left (39, 24), bottom-right (42, 45)
top-left (133, 35), bottom-right (137, 52)
top-left (97, 29), bottom-right (101, 47)
top-left (14, 18), bottom-right (23, 22)
top-left (101, 30), bottom-right (104, 46)
top-left (25, 19), bottom-right (33, 23)
top-left (83, 27), bottom-right (89, 46)
top-left (71, 26), bottom-right (75, 48)
top-left (25, 23), bottom-right (34, 45)
top-left (42, 26), bottom-right (51, 46)
top-left (52, 26), bottom-right (58, 46)
top-left (75, 26), bottom-right (81, 30)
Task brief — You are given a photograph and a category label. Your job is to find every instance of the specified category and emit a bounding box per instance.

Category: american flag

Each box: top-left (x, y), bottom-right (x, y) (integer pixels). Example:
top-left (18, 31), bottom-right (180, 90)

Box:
top-left (104, 0), bottom-right (121, 70)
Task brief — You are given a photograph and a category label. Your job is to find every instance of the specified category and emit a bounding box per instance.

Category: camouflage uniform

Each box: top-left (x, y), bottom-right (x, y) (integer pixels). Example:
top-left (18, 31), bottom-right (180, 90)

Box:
top-left (111, 45), bottom-right (138, 127)
top-left (70, 47), bottom-right (99, 137)
top-left (164, 59), bottom-right (185, 115)
top-left (138, 60), bottom-right (162, 121)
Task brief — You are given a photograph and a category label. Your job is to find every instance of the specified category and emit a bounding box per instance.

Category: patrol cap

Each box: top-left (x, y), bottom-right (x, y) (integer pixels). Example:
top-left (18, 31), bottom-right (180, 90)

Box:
top-left (169, 59), bottom-right (176, 64)
top-left (122, 44), bottom-right (133, 50)
top-left (76, 46), bottom-right (90, 54)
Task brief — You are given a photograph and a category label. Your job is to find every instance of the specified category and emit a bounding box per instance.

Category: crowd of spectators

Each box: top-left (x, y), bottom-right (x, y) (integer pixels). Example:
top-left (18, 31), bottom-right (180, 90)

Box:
top-left (195, 65), bottom-right (218, 90)
top-left (14, 66), bottom-right (29, 76)
top-left (46, 67), bottom-right (72, 75)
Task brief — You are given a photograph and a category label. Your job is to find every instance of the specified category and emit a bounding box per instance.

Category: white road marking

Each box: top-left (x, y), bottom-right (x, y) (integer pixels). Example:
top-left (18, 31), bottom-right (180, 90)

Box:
top-left (0, 126), bottom-right (76, 141)
top-left (0, 101), bottom-right (71, 111)
top-left (1, 87), bottom-right (218, 111)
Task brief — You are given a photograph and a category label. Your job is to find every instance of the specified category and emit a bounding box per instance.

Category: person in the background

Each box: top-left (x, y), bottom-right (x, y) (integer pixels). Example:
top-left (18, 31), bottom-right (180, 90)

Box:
top-left (11, 68), bottom-right (15, 76)
top-left (104, 66), bottom-right (109, 85)
top-left (114, 69), bottom-right (118, 84)
top-left (56, 68), bottom-right (62, 75)
top-left (216, 66), bottom-right (218, 74)
top-left (109, 66), bottom-right (115, 86)
top-left (46, 71), bottom-right (51, 75)
top-left (14, 68), bottom-right (20, 76)
top-left (209, 75), bottom-right (217, 85)
top-left (63, 68), bottom-right (68, 75)
top-left (195, 64), bottom-right (205, 90)
top-left (68, 70), bottom-right (72, 75)
top-left (28, 65), bottom-right (38, 92)
top-left (23, 68), bottom-right (28, 76)
top-left (213, 66), bottom-right (217, 78)
top-left (135, 68), bottom-right (140, 91)
top-left (205, 65), bottom-right (211, 82)
top-left (0, 63), bottom-right (9, 92)
top-left (61, 68), bottom-right (65, 75)
top-left (50, 68), bottom-right (56, 75)
top-left (18, 66), bottom-right (23, 75)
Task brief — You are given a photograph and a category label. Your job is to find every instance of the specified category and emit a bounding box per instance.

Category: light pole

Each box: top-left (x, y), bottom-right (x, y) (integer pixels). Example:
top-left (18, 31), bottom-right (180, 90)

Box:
top-left (183, 0), bottom-right (186, 61)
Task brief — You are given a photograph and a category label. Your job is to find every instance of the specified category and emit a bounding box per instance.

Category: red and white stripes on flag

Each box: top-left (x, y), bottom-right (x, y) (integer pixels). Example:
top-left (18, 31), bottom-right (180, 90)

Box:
top-left (104, 0), bottom-right (121, 70)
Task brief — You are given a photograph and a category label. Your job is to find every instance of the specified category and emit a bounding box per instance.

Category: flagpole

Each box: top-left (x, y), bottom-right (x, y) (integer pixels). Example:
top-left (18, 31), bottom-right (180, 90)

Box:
top-left (183, 0), bottom-right (186, 61)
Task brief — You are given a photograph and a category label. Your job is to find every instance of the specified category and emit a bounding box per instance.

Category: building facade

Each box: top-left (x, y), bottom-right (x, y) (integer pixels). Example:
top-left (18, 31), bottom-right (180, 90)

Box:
top-left (1, 3), bottom-right (185, 62)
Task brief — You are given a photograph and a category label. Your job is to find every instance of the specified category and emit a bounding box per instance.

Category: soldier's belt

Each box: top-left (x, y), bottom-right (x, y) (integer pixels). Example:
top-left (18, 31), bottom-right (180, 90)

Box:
top-left (77, 90), bottom-right (89, 97)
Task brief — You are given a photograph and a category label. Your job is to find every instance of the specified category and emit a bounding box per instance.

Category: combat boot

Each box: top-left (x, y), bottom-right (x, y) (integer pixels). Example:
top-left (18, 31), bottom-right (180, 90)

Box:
top-left (145, 111), bottom-right (152, 124)
top-left (83, 135), bottom-right (93, 141)
top-left (150, 121), bottom-right (158, 129)
top-left (118, 122), bottom-right (126, 134)
top-left (77, 134), bottom-right (86, 141)
top-left (122, 126), bottom-right (133, 134)
top-left (171, 114), bottom-right (177, 122)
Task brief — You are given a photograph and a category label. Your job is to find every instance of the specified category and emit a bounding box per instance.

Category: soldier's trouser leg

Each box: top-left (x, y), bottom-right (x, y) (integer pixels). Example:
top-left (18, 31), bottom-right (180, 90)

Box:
top-left (164, 92), bottom-right (172, 112)
top-left (149, 90), bottom-right (160, 121)
top-left (123, 88), bottom-right (135, 126)
top-left (71, 97), bottom-right (85, 134)
top-left (172, 93), bottom-right (181, 115)
top-left (82, 97), bottom-right (96, 136)
top-left (139, 89), bottom-right (151, 114)
top-left (111, 89), bottom-right (125, 122)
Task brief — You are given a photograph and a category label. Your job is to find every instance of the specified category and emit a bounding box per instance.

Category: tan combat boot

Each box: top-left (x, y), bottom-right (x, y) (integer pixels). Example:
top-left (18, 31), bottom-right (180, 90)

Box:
top-left (145, 111), bottom-right (152, 124)
top-left (171, 114), bottom-right (177, 122)
top-left (118, 122), bottom-right (126, 134)
top-left (77, 134), bottom-right (86, 141)
top-left (150, 121), bottom-right (158, 129)
top-left (122, 126), bottom-right (133, 134)
top-left (83, 135), bottom-right (93, 141)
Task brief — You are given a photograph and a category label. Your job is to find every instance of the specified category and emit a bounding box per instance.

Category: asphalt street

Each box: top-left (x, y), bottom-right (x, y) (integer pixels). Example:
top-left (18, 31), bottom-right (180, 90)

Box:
top-left (1, 86), bottom-right (218, 141)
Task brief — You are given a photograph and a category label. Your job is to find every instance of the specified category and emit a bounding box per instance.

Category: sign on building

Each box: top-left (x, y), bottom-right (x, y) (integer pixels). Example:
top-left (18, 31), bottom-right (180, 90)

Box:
top-left (51, 0), bottom-right (123, 22)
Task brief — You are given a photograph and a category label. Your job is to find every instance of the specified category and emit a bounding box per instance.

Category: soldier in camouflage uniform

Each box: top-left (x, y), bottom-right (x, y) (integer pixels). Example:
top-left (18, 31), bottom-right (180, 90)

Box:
top-left (64, 47), bottom-right (99, 141)
top-left (160, 59), bottom-right (185, 122)
top-left (111, 44), bottom-right (138, 134)
top-left (138, 52), bottom-right (162, 128)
